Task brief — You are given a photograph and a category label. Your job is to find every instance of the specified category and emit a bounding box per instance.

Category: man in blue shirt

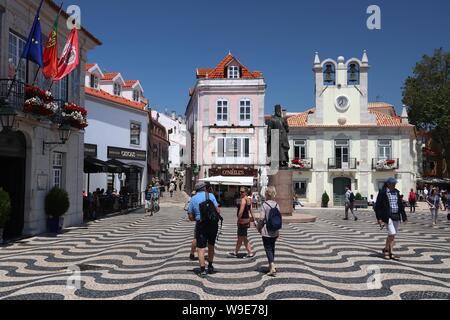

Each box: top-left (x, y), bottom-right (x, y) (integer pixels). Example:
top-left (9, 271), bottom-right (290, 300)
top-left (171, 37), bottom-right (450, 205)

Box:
top-left (188, 182), bottom-right (220, 277)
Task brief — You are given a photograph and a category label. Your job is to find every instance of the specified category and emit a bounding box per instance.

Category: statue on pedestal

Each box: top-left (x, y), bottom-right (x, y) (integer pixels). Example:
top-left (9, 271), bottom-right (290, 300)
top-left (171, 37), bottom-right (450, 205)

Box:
top-left (267, 105), bottom-right (290, 168)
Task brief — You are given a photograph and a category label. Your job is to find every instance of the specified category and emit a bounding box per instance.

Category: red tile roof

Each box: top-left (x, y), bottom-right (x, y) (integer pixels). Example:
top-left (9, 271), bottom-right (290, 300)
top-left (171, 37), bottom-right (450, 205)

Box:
top-left (123, 80), bottom-right (138, 88)
top-left (85, 87), bottom-right (147, 111)
top-left (85, 63), bottom-right (95, 71)
top-left (102, 72), bottom-right (120, 81)
top-left (287, 105), bottom-right (413, 128)
top-left (196, 53), bottom-right (263, 79)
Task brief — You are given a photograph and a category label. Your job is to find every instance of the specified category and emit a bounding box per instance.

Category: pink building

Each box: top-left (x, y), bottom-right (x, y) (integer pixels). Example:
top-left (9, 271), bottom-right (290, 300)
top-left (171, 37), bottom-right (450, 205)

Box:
top-left (185, 53), bottom-right (267, 202)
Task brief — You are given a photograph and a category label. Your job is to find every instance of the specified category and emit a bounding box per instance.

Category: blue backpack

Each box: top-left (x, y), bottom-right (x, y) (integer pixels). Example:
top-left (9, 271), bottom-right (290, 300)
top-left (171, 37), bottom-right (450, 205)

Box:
top-left (265, 202), bottom-right (282, 232)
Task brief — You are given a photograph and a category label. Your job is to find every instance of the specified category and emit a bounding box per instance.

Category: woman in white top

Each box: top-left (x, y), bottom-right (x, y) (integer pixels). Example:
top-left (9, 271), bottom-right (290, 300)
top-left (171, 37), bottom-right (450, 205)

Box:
top-left (258, 186), bottom-right (280, 277)
top-left (427, 188), bottom-right (444, 226)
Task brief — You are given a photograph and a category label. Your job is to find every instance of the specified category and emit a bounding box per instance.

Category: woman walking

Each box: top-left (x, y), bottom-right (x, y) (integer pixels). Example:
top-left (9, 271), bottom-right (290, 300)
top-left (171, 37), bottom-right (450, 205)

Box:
top-left (427, 188), bottom-right (444, 226)
top-left (258, 186), bottom-right (281, 276)
top-left (230, 187), bottom-right (256, 258)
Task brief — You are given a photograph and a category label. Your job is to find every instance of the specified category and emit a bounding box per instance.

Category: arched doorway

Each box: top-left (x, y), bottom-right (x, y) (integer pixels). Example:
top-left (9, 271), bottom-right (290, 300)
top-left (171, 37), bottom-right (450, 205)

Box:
top-left (333, 177), bottom-right (351, 207)
top-left (0, 131), bottom-right (26, 240)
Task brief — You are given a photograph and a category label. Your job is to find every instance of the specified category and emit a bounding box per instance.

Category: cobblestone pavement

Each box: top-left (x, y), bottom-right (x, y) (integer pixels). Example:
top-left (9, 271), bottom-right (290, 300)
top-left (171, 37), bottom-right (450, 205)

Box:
top-left (0, 204), bottom-right (449, 300)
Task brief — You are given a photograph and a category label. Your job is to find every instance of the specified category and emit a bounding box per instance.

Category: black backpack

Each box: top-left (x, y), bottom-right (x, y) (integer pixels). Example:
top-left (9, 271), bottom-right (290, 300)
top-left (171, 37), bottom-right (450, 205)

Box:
top-left (349, 192), bottom-right (355, 203)
top-left (199, 192), bottom-right (219, 225)
top-left (265, 202), bottom-right (282, 232)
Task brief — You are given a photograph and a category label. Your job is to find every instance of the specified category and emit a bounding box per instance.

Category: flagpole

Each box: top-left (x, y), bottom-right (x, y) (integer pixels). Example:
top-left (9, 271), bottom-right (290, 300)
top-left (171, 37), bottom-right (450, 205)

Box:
top-left (32, 67), bottom-right (41, 86)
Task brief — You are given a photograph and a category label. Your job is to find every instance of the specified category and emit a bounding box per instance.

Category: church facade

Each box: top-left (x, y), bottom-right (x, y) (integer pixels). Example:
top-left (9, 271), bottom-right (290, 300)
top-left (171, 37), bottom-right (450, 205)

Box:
top-left (287, 52), bottom-right (418, 206)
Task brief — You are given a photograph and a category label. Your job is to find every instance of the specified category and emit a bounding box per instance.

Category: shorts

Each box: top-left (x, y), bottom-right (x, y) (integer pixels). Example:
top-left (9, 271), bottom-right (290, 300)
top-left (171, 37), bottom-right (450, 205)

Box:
top-left (238, 224), bottom-right (249, 237)
top-left (387, 219), bottom-right (400, 236)
top-left (195, 222), bottom-right (219, 249)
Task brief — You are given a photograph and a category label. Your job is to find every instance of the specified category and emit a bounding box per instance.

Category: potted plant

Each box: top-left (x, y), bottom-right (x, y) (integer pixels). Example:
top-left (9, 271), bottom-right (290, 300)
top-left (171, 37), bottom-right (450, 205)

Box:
top-left (0, 188), bottom-right (11, 244)
top-left (45, 187), bottom-right (70, 234)
top-left (321, 192), bottom-right (330, 208)
top-left (355, 193), bottom-right (363, 201)
top-left (62, 102), bottom-right (88, 130)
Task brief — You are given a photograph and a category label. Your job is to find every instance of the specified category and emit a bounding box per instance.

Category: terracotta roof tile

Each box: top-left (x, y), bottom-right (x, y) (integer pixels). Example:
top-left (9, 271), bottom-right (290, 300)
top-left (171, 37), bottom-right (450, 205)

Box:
top-left (85, 63), bottom-right (95, 71)
top-left (197, 53), bottom-right (263, 79)
top-left (85, 87), bottom-right (147, 111)
top-left (102, 72), bottom-right (119, 81)
top-left (123, 80), bottom-right (138, 88)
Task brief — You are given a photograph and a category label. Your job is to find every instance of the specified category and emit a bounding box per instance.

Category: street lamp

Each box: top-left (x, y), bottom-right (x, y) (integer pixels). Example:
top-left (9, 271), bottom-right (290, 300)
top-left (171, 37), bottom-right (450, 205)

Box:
top-left (43, 124), bottom-right (72, 155)
top-left (0, 99), bottom-right (17, 132)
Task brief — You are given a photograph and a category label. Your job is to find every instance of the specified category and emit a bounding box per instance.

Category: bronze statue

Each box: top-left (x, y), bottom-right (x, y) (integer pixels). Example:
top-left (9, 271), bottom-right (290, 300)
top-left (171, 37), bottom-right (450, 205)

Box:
top-left (267, 105), bottom-right (290, 167)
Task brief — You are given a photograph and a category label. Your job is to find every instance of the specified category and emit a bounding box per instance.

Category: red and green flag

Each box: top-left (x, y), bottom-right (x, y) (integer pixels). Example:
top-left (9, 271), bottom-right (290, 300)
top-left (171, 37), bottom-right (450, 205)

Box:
top-left (43, 5), bottom-right (62, 80)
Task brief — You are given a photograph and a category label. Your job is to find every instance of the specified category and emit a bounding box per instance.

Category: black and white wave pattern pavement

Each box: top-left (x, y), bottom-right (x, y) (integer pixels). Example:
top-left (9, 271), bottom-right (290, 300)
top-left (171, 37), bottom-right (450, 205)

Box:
top-left (0, 207), bottom-right (449, 300)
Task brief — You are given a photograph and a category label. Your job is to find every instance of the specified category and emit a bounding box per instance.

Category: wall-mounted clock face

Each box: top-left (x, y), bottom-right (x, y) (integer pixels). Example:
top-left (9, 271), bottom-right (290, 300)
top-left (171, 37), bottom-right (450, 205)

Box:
top-left (335, 95), bottom-right (350, 111)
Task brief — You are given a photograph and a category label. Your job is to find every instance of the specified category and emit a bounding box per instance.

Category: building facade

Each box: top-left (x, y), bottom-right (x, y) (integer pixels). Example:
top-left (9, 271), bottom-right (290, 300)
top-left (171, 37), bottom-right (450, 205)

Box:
top-left (185, 53), bottom-right (267, 200)
top-left (148, 111), bottom-right (170, 183)
top-left (84, 63), bottom-right (148, 199)
top-left (287, 52), bottom-right (418, 206)
top-left (151, 110), bottom-right (187, 176)
top-left (0, 0), bottom-right (100, 239)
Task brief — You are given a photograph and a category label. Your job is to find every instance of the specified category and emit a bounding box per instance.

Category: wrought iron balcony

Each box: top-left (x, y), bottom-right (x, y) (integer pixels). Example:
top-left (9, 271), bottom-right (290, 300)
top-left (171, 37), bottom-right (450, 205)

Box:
top-left (291, 158), bottom-right (313, 170)
top-left (372, 158), bottom-right (399, 171)
top-left (328, 158), bottom-right (357, 170)
top-left (0, 79), bottom-right (26, 112)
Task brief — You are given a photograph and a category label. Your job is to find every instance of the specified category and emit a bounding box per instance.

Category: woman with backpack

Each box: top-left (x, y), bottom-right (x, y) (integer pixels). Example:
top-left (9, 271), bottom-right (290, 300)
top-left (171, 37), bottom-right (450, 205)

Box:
top-left (257, 186), bottom-right (281, 277)
top-left (230, 187), bottom-right (256, 259)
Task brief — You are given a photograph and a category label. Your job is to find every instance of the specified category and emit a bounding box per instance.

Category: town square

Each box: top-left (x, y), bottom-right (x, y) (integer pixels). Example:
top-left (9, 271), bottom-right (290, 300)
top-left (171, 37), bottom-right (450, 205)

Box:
top-left (0, 0), bottom-right (449, 302)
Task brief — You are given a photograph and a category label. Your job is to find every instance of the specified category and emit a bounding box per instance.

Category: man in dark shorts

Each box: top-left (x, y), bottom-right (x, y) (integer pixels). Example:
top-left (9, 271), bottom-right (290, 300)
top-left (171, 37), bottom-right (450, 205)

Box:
top-left (187, 182), bottom-right (221, 277)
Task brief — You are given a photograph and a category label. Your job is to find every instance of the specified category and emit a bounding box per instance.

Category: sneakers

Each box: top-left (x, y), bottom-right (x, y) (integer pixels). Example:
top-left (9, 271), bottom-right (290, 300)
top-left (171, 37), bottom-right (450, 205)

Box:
top-left (246, 252), bottom-right (256, 258)
top-left (343, 218), bottom-right (349, 221)
top-left (197, 269), bottom-right (208, 278)
top-left (208, 264), bottom-right (215, 274)
top-left (229, 252), bottom-right (238, 258)
top-left (354, 217), bottom-right (358, 221)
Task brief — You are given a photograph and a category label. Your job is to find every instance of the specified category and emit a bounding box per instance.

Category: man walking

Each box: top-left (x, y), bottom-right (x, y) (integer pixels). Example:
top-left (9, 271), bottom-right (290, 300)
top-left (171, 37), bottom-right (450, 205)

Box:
top-left (187, 182), bottom-right (221, 277)
top-left (375, 177), bottom-right (408, 260)
top-left (344, 186), bottom-right (358, 221)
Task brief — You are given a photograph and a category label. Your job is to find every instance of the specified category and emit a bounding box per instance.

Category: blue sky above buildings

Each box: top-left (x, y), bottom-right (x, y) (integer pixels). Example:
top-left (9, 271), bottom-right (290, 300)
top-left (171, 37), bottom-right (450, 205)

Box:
top-left (68, 0), bottom-right (450, 116)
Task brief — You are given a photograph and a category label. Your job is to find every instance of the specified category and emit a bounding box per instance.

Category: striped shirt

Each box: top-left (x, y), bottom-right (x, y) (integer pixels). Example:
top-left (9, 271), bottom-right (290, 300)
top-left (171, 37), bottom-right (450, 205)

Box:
top-left (387, 190), bottom-right (399, 214)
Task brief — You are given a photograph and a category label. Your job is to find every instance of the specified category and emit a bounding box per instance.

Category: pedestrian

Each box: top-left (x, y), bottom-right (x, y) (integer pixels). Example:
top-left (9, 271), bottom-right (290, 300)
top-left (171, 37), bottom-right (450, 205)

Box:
top-left (257, 186), bottom-right (282, 277)
top-left (344, 186), bottom-right (358, 221)
top-left (185, 191), bottom-right (198, 261)
top-left (408, 189), bottom-right (417, 213)
top-left (187, 182), bottom-right (221, 277)
top-left (375, 177), bottom-right (408, 260)
top-left (427, 188), bottom-right (444, 226)
top-left (169, 182), bottom-right (175, 198)
top-left (252, 190), bottom-right (259, 210)
top-left (144, 185), bottom-right (152, 214)
top-left (368, 195), bottom-right (375, 207)
top-left (230, 187), bottom-right (256, 259)
top-left (179, 179), bottom-right (184, 192)
top-left (159, 180), bottom-right (165, 198)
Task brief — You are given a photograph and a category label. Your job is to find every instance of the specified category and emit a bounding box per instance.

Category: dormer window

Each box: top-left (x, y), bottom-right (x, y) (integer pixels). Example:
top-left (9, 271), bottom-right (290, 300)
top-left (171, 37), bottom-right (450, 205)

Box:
top-left (133, 90), bottom-right (140, 102)
top-left (228, 66), bottom-right (240, 79)
top-left (347, 63), bottom-right (360, 85)
top-left (323, 63), bottom-right (336, 85)
top-left (90, 74), bottom-right (99, 89)
top-left (114, 83), bottom-right (122, 96)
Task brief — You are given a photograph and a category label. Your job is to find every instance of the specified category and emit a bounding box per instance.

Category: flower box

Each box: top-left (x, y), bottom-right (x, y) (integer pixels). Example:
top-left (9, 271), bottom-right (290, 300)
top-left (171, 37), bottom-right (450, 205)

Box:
top-left (62, 102), bottom-right (88, 130)
top-left (376, 159), bottom-right (397, 170)
top-left (291, 159), bottom-right (312, 169)
top-left (23, 85), bottom-right (57, 117)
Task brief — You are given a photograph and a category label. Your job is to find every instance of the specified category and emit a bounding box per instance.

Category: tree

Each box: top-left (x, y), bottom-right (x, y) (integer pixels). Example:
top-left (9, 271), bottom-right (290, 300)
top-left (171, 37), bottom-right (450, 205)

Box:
top-left (403, 48), bottom-right (450, 175)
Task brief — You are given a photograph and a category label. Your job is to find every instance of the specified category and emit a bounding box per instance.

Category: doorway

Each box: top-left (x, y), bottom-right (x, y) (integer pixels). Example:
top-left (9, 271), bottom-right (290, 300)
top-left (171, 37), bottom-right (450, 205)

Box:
top-left (0, 131), bottom-right (26, 240)
top-left (333, 177), bottom-right (351, 207)
top-left (335, 140), bottom-right (349, 169)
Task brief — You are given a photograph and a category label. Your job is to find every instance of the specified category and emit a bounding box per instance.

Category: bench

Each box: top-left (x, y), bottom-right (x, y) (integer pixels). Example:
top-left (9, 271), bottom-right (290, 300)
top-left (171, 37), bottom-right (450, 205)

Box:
top-left (354, 200), bottom-right (368, 210)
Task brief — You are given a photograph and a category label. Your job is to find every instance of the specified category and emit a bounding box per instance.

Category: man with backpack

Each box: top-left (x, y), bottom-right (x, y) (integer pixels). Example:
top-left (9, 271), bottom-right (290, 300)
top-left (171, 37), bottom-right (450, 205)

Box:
top-left (344, 186), bottom-right (358, 221)
top-left (187, 182), bottom-right (221, 278)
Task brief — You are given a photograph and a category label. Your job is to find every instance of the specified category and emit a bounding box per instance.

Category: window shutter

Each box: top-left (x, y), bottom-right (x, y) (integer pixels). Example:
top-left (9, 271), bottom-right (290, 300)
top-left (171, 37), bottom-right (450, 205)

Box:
top-left (224, 66), bottom-right (228, 78)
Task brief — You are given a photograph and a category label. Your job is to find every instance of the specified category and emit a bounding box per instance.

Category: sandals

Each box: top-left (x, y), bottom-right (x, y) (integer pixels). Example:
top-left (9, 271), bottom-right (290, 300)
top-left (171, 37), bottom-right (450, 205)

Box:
top-left (382, 249), bottom-right (391, 260)
top-left (390, 253), bottom-right (400, 261)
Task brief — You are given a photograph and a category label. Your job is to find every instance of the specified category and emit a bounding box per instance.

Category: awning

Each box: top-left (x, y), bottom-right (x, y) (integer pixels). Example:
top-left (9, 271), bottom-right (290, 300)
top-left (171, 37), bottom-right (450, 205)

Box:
top-left (200, 176), bottom-right (255, 186)
top-left (84, 157), bottom-right (108, 174)
top-left (105, 159), bottom-right (127, 174)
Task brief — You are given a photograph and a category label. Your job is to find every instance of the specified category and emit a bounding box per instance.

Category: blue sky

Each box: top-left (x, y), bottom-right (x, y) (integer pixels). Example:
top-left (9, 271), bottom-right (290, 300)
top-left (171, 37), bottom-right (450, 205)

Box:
top-left (67, 0), bottom-right (450, 116)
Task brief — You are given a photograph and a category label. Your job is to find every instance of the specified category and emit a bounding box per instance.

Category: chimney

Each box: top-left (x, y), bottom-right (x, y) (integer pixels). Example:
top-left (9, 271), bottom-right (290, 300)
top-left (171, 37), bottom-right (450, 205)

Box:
top-left (171, 111), bottom-right (177, 121)
top-left (401, 105), bottom-right (409, 124)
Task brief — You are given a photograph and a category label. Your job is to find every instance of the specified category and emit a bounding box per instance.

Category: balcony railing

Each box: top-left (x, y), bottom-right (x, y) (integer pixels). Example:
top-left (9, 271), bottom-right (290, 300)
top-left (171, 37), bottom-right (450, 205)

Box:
top-left (291, 158), bottom-right (313, 170)
top-left (372, 158), bottom-right (399, 171)
top-left (328, 158), bottom-right (357, 170)
top-left (0, 79), bottom-right (26, 111)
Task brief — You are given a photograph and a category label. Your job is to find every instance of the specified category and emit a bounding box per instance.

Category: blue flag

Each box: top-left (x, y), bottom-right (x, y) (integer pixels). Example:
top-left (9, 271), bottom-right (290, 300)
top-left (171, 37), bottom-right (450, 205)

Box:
top-left (21, 0), bottom-right (44, 67)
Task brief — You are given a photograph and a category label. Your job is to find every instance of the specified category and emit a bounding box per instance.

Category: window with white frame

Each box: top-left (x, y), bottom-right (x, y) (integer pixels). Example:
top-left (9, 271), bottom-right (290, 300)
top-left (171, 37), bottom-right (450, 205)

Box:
top-left (294, 181), bottom-right (308, 197)
top-left (133, 90), bottom-right (140, 102)
top-left (52, 152), bottom-right (64, 188)
top-left (217, 100), bottom-right (228, 123)
top-left (114, 82), bottom-right (122, 96)
top-left (217, 138), bottom-right (250, 158)
top-left (294, 140), bottom-right (307, 159)
top-left (240, 99), bottom-right (251, 123)
top-left (90, 74), bottom-right (99, 89)
top-left (378, 139), bottom-right (392, 159)
top-left (8, 32), bottom-right (27, 82)
top-left (228, 66), bottom-right (240, 79)
top-left (130, 122), bottom-right (141, 146)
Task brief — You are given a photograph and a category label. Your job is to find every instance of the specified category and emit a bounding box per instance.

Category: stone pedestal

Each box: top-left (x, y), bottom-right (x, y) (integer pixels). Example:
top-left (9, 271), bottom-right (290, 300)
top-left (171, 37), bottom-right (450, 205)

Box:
top-left (269, 169), bottom-right (293, 216)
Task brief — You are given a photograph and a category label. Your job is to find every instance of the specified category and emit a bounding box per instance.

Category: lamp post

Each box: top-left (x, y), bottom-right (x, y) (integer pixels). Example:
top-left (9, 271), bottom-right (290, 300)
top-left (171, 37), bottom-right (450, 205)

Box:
top-left (0, 99), bottom-right (17, 132)
top-left (42, 124), bottom-right (72, 155)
